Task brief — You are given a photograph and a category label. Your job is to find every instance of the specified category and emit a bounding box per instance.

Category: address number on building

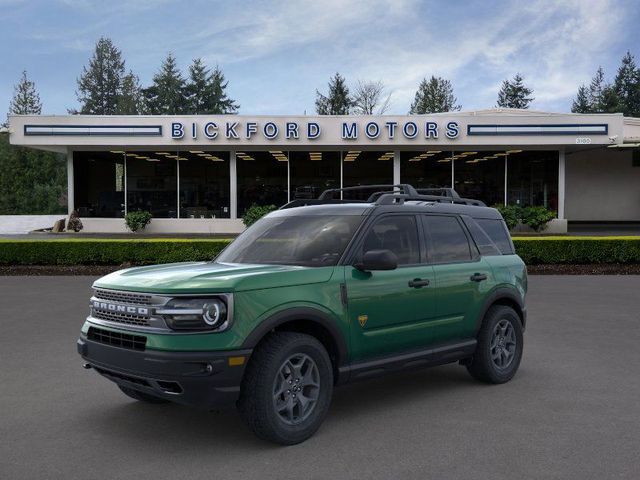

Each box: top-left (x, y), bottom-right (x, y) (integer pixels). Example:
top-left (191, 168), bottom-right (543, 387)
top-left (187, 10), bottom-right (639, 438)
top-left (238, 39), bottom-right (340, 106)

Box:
top-left (575, 137), bottom-right (592, 144)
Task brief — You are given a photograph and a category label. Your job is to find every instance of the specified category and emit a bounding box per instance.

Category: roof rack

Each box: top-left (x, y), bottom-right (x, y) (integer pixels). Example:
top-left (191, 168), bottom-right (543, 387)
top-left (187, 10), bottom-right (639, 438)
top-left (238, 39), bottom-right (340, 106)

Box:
top-left (279, 184), bottom-right (485, 209)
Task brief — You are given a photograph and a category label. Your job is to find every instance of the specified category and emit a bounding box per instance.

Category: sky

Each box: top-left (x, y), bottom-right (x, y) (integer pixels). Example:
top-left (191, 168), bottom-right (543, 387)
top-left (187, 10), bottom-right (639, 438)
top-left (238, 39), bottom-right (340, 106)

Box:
top-left (1, 0), bottom-right (639, 117)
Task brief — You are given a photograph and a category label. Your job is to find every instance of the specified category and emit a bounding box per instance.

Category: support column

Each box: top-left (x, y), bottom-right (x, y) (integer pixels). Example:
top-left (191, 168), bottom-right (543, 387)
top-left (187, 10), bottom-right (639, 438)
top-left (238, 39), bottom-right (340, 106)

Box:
top-left (558, 148), bottom-right (566, 220)
top-left (230, 150), bottom-right (237, 219)
top-left (393, 150), bottom-right (401, 184)
top-left (504, 154), bottom-right (508, 206)
top-left (66, 148), bottom-right (74, 216)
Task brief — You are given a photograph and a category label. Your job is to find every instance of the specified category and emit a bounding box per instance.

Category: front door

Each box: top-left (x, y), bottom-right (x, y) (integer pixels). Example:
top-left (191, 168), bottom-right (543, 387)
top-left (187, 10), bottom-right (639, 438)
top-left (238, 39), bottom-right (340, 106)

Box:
top-left (345, 214), bottom-right (436, 361)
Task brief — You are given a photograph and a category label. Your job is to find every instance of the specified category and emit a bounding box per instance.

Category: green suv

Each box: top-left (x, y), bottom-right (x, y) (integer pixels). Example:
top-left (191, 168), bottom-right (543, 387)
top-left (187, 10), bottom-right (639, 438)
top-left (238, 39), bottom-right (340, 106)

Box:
top-left (77, 185), bottom-right (527, 445)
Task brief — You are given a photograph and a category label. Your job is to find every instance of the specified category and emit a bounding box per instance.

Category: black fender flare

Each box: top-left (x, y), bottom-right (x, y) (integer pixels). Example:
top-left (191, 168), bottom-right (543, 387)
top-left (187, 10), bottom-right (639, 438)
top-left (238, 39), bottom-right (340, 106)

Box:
top-left (475, 287), bottom-right (526, 333)
top-left (241, 307), bottom-right (348, 366)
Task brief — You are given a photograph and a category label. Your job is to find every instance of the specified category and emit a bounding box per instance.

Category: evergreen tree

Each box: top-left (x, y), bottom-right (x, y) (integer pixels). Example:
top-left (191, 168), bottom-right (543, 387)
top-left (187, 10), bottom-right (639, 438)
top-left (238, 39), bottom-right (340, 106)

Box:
top-left (409, 76), bottom-right (460, 114)
top-left (143, 53), bottom-right (187, 115)
top-left (116, 71), bottom-right (144, 115)
top-left (613, 51), bottom-right (640, 117)
top-left (315, 73), bottom-right (352, 115)
top-left (496, 73), bottom-right (534, 109)
top-left (571, 85), bottom-right (591, 113)
top-left (75, 37), bottom-right (125, 114)
top-left (8, 70), bottom-right (42, 117)
top-left (588, 66), bottom-right (607, 111)
top-left (185, 59), bottom-right (239, 114)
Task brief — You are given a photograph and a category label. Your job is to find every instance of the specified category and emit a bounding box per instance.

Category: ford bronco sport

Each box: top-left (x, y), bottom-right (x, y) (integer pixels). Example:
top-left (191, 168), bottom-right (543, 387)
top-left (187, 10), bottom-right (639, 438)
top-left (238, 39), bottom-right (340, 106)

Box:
top-left (77, 184), bottom-right (527, 445)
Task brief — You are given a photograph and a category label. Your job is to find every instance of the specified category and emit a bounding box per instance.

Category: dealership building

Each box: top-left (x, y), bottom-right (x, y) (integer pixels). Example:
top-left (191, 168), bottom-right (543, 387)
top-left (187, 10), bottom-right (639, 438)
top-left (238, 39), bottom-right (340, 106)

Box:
top-left (8, 109), bottom-right (640, 234)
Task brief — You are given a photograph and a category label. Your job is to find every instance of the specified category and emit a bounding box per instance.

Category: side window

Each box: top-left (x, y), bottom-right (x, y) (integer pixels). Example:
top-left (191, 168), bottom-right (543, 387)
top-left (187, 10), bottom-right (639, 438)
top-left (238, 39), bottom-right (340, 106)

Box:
top-left (476, 218), bottom-right (514, 254)
top-left (424, 215), bottom-right (473, 263)
top-left (462, 216), bottom-right (501, 256)
top-left (361, 216), bottom-right (420, 265)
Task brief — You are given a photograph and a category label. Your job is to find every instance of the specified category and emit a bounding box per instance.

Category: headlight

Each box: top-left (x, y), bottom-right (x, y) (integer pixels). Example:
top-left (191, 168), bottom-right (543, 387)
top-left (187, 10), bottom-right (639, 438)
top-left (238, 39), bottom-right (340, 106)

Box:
top-left (157, 297), bottom-right (229, 331)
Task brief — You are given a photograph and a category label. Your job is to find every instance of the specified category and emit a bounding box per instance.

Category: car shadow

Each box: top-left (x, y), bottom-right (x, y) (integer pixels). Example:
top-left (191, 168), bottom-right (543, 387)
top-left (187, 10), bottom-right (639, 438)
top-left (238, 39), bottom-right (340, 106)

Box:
top-left (79, 364), bottom-right (494, 449)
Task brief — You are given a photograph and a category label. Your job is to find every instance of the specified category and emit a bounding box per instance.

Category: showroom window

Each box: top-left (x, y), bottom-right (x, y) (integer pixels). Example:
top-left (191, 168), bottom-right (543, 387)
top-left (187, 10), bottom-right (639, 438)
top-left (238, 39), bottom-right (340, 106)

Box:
top-left (126, 151), bottom-right (177, 218)
top-left (507, 150), bottom-right (558, 210)
top-left (236, 151), bottom-right (288, 216)
top-left (73, 151), bottom-right (125, 218)
top-left (178, 151), bottom-right (230, 218)
top-left (289, 151), bottom-right (340, 200)
top-left (401, 150), bottom-right (453, 190)
top-left (342, 150), bottom-right (394, 200)
top-left (454, 151), bottom-right (505, 207)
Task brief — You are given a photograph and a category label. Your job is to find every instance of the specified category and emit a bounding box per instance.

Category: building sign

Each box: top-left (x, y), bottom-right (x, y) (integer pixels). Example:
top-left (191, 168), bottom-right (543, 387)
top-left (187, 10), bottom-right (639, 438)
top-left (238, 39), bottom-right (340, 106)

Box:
top-left (170, 120), bottom-right (461, 142)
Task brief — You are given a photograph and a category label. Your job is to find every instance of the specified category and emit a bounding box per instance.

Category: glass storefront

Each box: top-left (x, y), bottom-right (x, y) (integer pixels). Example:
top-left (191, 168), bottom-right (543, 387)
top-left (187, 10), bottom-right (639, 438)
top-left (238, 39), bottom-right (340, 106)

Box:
top-left (342, 150), bottom-right (394, 200)
top-left (454, 151), bottom-right (505, 207)
top-left (73, 148), bottom-right (560, 218)
top-left (290, 151), bottom-right (340, 200)
top-left (237, 150), bottom-right (288, 216)
top-left (401, 150), bottom-right (452, 190)
top-left (507, 150), bottom-right (558, 210)
top-left (126, 152), bottom-right (177, 218)
top-left (179, 151), bottom-right (230, 218)
top-left (73, 151), bottom-right (125, 217)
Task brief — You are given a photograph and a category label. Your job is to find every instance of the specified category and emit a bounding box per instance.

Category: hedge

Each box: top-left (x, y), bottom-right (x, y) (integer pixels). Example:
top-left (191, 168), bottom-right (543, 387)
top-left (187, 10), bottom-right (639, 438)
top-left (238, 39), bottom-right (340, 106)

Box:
top-left (1, 237), bottom-right (640, 266)
top-left (0, 239), bottom-right (232, 265)
top-left (512, 237), bottom-right (640, 265)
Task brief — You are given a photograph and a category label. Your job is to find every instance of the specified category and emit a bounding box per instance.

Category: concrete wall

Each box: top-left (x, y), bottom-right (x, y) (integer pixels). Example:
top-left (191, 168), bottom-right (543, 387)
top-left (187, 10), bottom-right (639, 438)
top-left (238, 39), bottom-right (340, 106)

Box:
top-left (566, 149), bottom-right (640, 221)
top-left (81, 218), bottom-right (245, 234)
top-left (0, 215), bottom-right (66, 234)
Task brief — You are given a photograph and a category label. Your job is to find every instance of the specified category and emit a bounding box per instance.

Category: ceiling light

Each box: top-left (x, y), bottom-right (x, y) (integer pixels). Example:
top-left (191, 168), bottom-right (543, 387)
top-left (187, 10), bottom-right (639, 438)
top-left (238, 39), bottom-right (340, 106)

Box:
top-left (110, 150), bottom-right (125, 154)
top-left (155, 152), bottom-right (170, 156)
top-left (437, 159), bottom-right (450, 163)
top-left (146, 158), bottom-right (160, 162)
top-left (427, 150), bottom-right (442, 154)
top-left (495, 153), bottom-right (508, 156)
top-left (189, 150), bottom-right (204, 154)
top-left (506, 150), bottom-right (523, 154)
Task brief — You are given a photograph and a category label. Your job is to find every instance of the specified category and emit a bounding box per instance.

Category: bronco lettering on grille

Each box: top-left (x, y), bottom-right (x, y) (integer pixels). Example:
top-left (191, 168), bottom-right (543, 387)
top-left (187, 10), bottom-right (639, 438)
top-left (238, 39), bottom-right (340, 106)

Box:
top-left (92, 300), bottom-right (149, 316)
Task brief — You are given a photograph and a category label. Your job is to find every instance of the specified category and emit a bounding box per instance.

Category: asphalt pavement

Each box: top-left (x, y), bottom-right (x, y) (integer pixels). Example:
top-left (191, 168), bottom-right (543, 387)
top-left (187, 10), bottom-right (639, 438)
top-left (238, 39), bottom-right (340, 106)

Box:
top-left (1, 275), bottom-right (639, 480)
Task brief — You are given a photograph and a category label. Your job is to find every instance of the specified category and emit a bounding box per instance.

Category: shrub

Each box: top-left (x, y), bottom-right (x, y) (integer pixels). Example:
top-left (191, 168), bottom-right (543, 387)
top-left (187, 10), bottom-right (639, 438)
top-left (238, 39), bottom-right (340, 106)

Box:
top-left (66, 210), bottom-right (83, 232)
top-left (125, 210), bottom-right (152, 232)
top-left (242, 204), bottom-right (277, 227)
top-left (492, 204), bottom-right (521, 230)
top-left (521, 206), bottom-right (556, 232)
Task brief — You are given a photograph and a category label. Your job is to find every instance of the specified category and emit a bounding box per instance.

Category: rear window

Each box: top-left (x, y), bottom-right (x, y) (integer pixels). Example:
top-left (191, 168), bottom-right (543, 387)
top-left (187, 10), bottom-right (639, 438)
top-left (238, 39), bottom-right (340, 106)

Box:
top-left (476, 218), bottom-right (514, 254)
top-left (462, 217), bottom-right (501, 256)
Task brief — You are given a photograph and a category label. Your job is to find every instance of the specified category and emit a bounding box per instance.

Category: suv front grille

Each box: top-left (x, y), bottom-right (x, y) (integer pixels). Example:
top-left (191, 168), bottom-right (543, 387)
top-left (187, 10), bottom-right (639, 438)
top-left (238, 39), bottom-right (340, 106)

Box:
top-left (91, 310), bottom-right (151, 326)
top-left (94, 289), bottom-right (152, 305)
top-left (87, 326), bottom-right (146, 351)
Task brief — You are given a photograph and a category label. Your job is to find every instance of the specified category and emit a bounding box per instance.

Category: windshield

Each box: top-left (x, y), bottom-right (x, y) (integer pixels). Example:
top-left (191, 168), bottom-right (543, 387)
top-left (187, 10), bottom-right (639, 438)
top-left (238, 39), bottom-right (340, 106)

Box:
top-left (216, 215), bottom-right (363, 267)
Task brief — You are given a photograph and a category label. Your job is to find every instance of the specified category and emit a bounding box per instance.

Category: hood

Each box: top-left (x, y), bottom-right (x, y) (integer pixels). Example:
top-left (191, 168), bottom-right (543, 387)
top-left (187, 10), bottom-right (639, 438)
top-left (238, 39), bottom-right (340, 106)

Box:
top-left (93, 262), bottom-right (335, 294)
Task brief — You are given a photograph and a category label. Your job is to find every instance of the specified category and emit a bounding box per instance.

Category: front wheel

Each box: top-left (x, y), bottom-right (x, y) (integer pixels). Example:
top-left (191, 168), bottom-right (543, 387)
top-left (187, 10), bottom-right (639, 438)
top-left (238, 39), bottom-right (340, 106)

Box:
top-left (466, 305), bottom-right (523, 384)
top-left (238, 332), bottom-right (334, 445)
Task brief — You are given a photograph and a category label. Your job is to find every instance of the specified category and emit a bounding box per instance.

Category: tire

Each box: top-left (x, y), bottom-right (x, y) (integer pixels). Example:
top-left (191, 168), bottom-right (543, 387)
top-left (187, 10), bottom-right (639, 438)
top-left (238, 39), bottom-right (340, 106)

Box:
top-left (118, 385), bottom-right (170, 404)
top-left (466, 305), bottom-right (523, 384)
top-left (238, 332), bottom-right (334, 445)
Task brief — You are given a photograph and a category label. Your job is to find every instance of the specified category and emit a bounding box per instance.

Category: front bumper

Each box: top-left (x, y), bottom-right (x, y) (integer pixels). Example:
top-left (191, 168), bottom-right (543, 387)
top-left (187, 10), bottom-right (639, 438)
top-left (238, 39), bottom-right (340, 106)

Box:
top-left (77, 336), bottom-right (251, 409)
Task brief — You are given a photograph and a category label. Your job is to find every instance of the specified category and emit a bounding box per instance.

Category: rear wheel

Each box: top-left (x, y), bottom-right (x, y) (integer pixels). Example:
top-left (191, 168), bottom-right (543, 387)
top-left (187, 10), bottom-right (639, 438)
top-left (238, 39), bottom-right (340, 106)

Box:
top-left (466, 305), bottom-right (523, 384)
top-left (118, 385), bottom-right (169, 404)
top-left (238, 332), bottom-right (333, 445)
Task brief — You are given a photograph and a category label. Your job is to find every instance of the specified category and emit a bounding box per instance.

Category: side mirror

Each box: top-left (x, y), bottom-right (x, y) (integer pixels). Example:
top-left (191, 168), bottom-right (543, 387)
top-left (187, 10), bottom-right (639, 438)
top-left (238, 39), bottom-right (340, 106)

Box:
top-left (354, 249), bottom-right (398, 272)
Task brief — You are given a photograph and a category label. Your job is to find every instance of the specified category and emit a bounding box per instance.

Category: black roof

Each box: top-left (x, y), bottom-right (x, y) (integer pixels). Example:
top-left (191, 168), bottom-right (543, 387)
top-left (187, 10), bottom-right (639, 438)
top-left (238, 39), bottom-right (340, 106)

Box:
top-left (273, 196), bottom-right (502, 220)
top-left (274, 184), bottom-right (502, 220)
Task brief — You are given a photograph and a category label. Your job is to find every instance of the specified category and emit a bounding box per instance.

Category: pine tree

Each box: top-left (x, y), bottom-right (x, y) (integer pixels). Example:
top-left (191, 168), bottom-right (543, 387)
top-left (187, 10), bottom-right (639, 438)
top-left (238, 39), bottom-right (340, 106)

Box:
top-left (588, 66), bottom-right (607, 111)
top-left (315, 73), bottom-right (352, 115)
top-left (208, 65), bottom-right (239, 114)
top-left (185, 59), bottom-right (239, 114)
top-left (613, 51), bottom-right (640, 117)
top-left (409, 76), bottom-right (461, 114)
top-left (116, 71), bottom-right (144, 115)
top-left (143, 53), bottom-right (187, 115)
top-left (571, 85), bottom-right (591, 113)
top-left (8, 70), bottom-right (42, 117)
top-left (75, 37), bottom-right (125, 114)
top-left (496, 73), bottom-right (534, 109)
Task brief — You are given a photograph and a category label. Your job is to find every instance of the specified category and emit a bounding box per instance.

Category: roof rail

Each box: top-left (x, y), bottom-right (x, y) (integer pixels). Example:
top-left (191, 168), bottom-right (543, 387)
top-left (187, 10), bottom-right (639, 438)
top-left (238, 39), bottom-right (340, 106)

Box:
top-left (318, 184), bottom-right (418, 200)
top-left (279, 184), bottom-right (485, 209)
top-left (375, 193), bottom-right (486, 207)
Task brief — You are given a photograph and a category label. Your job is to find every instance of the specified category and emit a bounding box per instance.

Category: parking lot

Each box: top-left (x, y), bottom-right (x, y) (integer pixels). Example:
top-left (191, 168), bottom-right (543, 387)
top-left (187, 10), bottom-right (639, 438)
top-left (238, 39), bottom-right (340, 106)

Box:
top-left (1, 275), bottom-right (639, 480)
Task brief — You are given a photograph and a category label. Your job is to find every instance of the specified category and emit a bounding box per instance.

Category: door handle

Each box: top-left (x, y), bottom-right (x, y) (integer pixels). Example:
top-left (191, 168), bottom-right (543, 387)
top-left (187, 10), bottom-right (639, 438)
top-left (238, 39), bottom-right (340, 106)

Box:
top-left (470, 273), bottom-right (488, 282)
top-left (408, 278), bottom-right (430, 288)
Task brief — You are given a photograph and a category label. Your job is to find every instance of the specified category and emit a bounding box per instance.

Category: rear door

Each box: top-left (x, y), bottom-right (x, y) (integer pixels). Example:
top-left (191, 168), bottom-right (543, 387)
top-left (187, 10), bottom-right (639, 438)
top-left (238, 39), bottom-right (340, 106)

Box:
top-left (422, 214), bottom-right (493, 344)
top-left (345, 214), bottom-right (436, 361)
